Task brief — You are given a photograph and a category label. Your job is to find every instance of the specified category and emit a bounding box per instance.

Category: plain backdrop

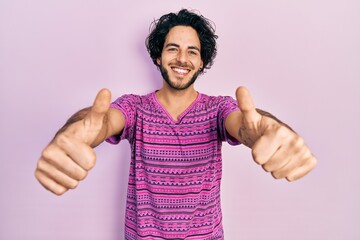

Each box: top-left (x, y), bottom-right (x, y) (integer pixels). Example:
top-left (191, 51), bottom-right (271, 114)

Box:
top-left (1, 0), bottom-right (359, 239)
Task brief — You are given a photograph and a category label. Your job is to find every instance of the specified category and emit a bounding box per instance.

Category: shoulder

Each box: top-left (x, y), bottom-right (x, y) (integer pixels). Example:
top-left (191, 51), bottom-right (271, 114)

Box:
top-left (198, 93), bottom-right (237, 106)
top-left (112, 92), bottom-right (154, 105)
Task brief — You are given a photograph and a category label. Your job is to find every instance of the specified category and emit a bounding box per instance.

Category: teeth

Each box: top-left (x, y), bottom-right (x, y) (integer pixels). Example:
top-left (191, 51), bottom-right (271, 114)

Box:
top-left (172, 67), bottom-right (189, 74)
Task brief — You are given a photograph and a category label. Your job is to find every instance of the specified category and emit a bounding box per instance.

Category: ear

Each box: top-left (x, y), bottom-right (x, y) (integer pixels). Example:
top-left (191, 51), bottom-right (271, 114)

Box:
top-left (156, 58), bottom-right (161, 66)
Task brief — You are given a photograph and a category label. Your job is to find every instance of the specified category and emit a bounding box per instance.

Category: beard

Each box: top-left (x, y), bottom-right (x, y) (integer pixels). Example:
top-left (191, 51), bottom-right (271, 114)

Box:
top-left (159, 62), bottom-right (201, 91)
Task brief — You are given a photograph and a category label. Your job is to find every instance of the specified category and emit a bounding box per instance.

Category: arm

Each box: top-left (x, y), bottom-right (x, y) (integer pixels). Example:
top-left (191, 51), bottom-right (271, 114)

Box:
top-left (225, 87), bottom-right (317, 181)
top-left (54, 106), bottom-right (124, 147)
top-left (34, 89), bottom-right (125, 195)
top-left (225, 108), bottom-right (294, 146)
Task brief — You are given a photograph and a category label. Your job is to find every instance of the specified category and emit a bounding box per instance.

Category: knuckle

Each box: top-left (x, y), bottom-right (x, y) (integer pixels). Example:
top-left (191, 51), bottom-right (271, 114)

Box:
top-left (34, 170), bottom-right (68, 196)
top-left (262, 163), bottom-right (271, 172)
top-left (308, 156), bottom-right (318, 169)
top-left (84, 151), bottom-right (97, 170)
top-left (68, 180), bottom-right (79, 189)
top-left (41, 147), bottom-right (52, 159)
top-left (41, 145), bottom-right (63, 165)
top-left (34, 169), bottom-right (42, 181)
top-left (271, 170), bottom-right (286, 180)
top-left (286, 175), bottom-right (296, 182)
top-left (55, 134), bottom-right (69, 147)
top-left (77, 170), bottom-right (88, 181)
top-left (292, 136), bottom-right (305, 150)
top-left (54, 187), bottom-right (67, 196)
top-left (271, 172), bottom-right (282, 180)
top-left (276, 125), bottom-right (289, 139)
top-left (252, 155), bottom-right (262, 165)
top-left (251, 149), bottom-right (263, 165)
top-left (36, 159), bottom-right (46, 171)
top-left (294, 135), bottom-right (304, 146)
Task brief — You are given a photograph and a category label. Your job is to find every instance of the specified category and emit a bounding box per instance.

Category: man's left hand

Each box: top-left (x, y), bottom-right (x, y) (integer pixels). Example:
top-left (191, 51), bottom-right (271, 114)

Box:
top-left (233, 86), bottom-right (317, 181)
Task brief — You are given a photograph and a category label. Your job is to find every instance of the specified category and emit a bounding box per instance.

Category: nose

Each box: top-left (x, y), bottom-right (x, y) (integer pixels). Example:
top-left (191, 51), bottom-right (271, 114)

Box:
top-left (176, 50), bottom-right (188, 63)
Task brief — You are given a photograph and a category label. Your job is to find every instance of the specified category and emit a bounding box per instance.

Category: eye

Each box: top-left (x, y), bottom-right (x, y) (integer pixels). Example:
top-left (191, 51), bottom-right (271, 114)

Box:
top-left (167, 48), bottom-right (177, 52)
top-left (189, 50), bottom-right (197, 55)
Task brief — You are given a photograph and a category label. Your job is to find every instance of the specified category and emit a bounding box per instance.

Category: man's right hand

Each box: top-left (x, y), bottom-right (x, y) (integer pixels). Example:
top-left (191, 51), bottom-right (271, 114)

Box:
top-left (35, 89), bottom-right (112, 195)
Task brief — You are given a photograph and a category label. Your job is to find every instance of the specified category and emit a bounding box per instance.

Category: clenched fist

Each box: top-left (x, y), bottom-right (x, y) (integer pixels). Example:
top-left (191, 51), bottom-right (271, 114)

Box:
top-left (35, 89), bottom-right (112, 195)
top-left (226, 87), bottom-right (317, 181)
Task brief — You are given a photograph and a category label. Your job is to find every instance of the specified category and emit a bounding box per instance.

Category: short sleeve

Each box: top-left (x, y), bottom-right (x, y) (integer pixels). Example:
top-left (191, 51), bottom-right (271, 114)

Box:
top-left (106, 94), bottom-right (139, 144)
top-left (217, 96), bottom-right (241, 146)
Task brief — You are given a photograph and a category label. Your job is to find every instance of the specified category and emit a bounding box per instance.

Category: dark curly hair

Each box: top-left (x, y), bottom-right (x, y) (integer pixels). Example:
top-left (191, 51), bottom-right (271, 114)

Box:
top-left (145, 9), bottom-right (218, 74)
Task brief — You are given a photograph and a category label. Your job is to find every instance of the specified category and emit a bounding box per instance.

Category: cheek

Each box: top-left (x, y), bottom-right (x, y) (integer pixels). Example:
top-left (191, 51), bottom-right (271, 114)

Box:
top-left (195, 59), bottom-right (203, 69)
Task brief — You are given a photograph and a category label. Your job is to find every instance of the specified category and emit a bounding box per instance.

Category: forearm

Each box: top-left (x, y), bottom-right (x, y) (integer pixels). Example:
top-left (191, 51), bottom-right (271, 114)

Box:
top-left (52, 107), bottom-right (124, 148)
top-left (54, 107), bottom-right (91, 138)
top-left (255, 108), bottom-right (295, 133)
top-left (225, 108), bottom-right (295, 144)
top-left (35, 88), bottom-right (125, 195)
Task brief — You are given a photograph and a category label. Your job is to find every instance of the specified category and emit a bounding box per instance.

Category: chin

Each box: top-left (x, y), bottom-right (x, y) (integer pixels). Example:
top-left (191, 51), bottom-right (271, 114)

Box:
top-left (160, 65), bottom-right (200, 91)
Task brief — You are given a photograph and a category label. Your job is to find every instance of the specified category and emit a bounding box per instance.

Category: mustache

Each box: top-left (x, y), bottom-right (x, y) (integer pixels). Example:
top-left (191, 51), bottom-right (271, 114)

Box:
top-left (170, 61), bottom-right (194, 70)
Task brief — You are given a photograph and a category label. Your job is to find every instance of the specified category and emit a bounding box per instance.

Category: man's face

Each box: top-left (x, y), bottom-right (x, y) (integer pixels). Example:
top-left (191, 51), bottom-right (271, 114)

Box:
top-left (157, 26), bottom-right (203, 90)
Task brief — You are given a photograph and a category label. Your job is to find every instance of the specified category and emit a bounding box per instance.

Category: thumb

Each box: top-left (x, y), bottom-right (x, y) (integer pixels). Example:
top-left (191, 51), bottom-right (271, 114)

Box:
top-left (236, 86), bottom-right (261, 124)
top-left (85, 88), bottom-right (112, 129)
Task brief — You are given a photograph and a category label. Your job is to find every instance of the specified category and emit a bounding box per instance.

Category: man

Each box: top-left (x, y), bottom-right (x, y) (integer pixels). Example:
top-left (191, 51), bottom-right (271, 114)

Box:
top-left (35, 9), bottom-right (317, 239)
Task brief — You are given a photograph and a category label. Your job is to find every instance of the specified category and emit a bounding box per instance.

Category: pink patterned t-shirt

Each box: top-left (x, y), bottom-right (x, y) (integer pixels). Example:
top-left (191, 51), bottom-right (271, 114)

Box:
top-left (107, 91), bottom-right (240, 240)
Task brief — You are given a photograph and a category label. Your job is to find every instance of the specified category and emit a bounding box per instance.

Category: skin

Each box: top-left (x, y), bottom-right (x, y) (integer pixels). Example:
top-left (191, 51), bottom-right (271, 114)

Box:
top-left (155, 26), bottom-right (204, 120)
top-left (225, 88), bottom-right (317, 181)
top-left (35, 26), bottom-right (317, 195)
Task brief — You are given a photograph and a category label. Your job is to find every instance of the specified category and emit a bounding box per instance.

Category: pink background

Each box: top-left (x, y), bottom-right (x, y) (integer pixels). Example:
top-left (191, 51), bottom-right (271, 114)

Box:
top-left (1, 0), bottom-right (359, 239)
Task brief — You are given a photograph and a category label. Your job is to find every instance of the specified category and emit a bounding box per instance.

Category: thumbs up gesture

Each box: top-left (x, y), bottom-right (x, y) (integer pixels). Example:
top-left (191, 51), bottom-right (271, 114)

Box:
top-left (230, 87), bottom-right (317, 181)
top-left (35, 89), bottom-right (112, 195)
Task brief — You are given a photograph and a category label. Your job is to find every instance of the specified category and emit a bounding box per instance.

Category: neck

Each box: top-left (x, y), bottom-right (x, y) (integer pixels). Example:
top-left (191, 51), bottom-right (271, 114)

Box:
top-left (156, 82), bottom-right (198, 106)
top-left (155, 81), bottom-right (199, 121)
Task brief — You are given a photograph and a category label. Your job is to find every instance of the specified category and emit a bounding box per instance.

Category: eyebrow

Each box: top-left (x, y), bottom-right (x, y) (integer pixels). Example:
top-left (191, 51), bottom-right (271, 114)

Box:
top-left (164, 43), bottom-right (201, 52)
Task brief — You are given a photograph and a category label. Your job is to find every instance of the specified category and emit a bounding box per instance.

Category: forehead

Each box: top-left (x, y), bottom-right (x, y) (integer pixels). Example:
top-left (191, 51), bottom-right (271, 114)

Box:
top-left (165, 26), bottom-right (200, 48)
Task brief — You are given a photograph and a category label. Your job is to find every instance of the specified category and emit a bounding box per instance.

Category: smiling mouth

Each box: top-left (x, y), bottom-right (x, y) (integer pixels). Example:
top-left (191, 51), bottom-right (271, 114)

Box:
top-left (171, 66), bottom-right (191, 76)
